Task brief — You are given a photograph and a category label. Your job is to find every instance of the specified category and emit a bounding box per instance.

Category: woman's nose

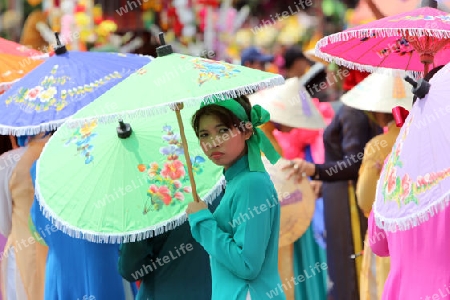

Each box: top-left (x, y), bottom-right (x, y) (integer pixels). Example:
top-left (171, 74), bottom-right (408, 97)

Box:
top-left (210, 135), bottom-right (222, 146)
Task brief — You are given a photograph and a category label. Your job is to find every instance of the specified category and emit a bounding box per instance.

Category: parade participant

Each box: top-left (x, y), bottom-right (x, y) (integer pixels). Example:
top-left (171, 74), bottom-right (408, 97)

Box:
top-left (187, 96), bottom-right (285, 299)
top-left (240, 47), bottom-right (274, 71)
top-left (2, 133), bottom-right (51, 300)
top-left (283, 70), bottom-right (382, 300)
top-left (0, 136), bottom-right (27, 300)
top-left (340, 72), bottom-right (413, 300)
top-left (118, 190), bottom-right (223, 300)
top-left (250, 77), bottom-right (333, 300)
top-left (30, 160), bottom-right (137, 300)
top-left (283, 46), bottom-right (313, 79)
top-left (368, 65), bottom-right (447, 300)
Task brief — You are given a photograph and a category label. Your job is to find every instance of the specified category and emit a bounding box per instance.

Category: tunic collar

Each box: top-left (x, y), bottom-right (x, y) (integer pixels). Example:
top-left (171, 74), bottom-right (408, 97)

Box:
top-left (224, 155), bottom-right (249, 182)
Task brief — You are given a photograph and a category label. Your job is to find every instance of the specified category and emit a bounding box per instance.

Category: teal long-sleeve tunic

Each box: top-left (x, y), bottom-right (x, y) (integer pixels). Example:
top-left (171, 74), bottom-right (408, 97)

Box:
top-left (188, 155), bottom-right (286, 300)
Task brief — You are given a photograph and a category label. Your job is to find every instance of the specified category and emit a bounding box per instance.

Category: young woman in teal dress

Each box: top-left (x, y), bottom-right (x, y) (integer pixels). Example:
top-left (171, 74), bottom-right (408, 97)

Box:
top-left (186, 96), bottom-right (286, 300)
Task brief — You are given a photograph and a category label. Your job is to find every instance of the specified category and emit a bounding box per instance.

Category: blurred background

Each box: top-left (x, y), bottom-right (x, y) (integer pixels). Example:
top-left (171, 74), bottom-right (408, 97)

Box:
top-left (1, 0), bottom-right (448, 108)
top-left (0, 0), bottom-right (427, 57)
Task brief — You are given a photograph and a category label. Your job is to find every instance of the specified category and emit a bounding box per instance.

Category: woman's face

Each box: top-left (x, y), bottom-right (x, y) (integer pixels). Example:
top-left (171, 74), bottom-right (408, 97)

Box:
top-left (197, 114), bottom-right (251, 169)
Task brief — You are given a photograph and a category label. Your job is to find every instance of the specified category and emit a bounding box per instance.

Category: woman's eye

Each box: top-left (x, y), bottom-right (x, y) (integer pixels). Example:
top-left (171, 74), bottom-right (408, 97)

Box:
top-left (199, 133), bottom-right (208, 138)
top-left (219, 128), bottom-right (229, 134)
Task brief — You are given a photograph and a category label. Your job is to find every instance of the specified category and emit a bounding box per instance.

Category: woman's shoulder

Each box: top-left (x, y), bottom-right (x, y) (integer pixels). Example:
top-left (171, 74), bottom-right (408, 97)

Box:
top-left (235, 171), bottom-right (275, 193)
top-left (231, 171), bottom-right (277, 206)
top-left (239, 170), bottom-right (272, 183)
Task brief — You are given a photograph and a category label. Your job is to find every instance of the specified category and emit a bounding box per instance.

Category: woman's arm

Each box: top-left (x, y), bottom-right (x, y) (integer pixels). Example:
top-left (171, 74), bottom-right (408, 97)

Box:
top-left (118, 231), bottom-right (169, 282)
top-left (188, 175), bottom-right (275, 280)
top-left (9, 136), bottom-right (18, 149)
top-left (367, 211), bottom-right (389, 257)
top-left (0, 154), bottom-right (14, 237)
top-left (29, 161), bottom-right (48, 244)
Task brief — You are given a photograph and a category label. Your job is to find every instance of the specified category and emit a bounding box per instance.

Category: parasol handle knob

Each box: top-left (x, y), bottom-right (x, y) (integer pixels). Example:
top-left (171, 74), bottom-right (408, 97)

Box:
top-left (54, 32), bottom-right (68, 55)
top-left (156, 32), bottom-right (173, 57)
top-left (404, 76), bottom-right (431, 100)
top-left (117, 120), bottom-right (132, 139)
top-left (404, 76), bottom-right (417, 87)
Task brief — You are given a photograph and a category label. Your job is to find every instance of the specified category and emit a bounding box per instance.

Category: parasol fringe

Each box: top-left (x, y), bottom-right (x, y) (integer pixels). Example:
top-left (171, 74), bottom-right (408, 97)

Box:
top-left (316, 28), bottom-right (450, 48)
top-left (373, 181), bottom-right (450, 232)
top-left (34, 162), bottom-right (226, 244)
top-left (0, 120), bottom-right (63, 136)
top-left (314, 27), bottom-right (450, 79)
top-left (64, 76), bottom-right (285, 128)
top-left (314, 49), bottom-right (423, 80)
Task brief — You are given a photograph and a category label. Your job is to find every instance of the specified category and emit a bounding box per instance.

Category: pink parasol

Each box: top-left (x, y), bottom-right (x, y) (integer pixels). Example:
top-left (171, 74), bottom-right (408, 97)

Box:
top-left (0, 37), bottom-right (43, 57)
top-left (315, 3), bottom-right (450, 77)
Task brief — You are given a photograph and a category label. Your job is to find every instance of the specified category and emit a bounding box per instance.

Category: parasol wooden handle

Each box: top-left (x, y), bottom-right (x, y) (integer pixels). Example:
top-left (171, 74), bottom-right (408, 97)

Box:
top-left (365, 0), bottom-right (385, 20)
top-left (173, 103), bottom-right (200, 202)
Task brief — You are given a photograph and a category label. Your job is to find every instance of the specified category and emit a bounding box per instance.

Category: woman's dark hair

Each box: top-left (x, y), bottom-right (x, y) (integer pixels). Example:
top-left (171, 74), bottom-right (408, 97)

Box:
top-left (192, 96), bottom-right (252, 137)
top-left (0, 135), bottom-right (14, 155)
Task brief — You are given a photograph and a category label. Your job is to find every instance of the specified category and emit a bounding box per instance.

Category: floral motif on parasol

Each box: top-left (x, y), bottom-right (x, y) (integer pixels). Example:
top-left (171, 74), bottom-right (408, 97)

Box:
top-left (137, 125), bottom-right (205, 213)
top-left (191, 57), bottom-right (241, 85)
top-left (0, 32), bottom-right (152, 135)
top-left (373, 63), bottom-right (450, 232)
top-left (382, 116), bottom-right (450, 208)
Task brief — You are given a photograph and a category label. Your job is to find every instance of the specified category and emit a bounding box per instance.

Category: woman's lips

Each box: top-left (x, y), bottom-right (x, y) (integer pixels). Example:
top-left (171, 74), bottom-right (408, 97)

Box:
top-left (210, 152), bottom-right (224, 159)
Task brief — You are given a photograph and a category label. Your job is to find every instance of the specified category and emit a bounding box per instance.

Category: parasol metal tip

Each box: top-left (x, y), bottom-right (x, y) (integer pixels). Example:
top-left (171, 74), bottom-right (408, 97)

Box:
top-left (117, 119), bottom-right (132, 139)
top-left (156, 32), bottom-right (173, 57)
top-left (404, 76), bottom-right (431, 100)
top-left (55, 32), bottom-right (62, 46)
top-left (158, 32), bottom-right (165, 45)
top-left (54, 32), bottom-right (67, 55)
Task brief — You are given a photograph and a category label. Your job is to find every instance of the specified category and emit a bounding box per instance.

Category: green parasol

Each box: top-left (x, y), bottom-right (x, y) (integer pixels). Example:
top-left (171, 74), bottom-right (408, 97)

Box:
top-left (36, 105), bottom-right (225, 243)
top-left (69, 34), bottom-right (285, 125)
top-left (35, 33), bottom-right (285, 243)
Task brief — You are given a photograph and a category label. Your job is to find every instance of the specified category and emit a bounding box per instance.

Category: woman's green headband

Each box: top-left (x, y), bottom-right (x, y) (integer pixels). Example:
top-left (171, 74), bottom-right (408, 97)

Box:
top-left (199, 99), bottom-right (280, 172)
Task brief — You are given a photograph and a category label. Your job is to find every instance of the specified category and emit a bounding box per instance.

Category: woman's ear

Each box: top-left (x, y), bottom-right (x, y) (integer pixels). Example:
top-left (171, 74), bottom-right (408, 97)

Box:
top-left (244, 129), bottom-right (253, 140)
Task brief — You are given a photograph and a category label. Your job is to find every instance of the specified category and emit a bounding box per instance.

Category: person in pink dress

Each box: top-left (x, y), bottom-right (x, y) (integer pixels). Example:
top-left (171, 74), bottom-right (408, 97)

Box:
top-left (368, 65), bottom-right (447, 299)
